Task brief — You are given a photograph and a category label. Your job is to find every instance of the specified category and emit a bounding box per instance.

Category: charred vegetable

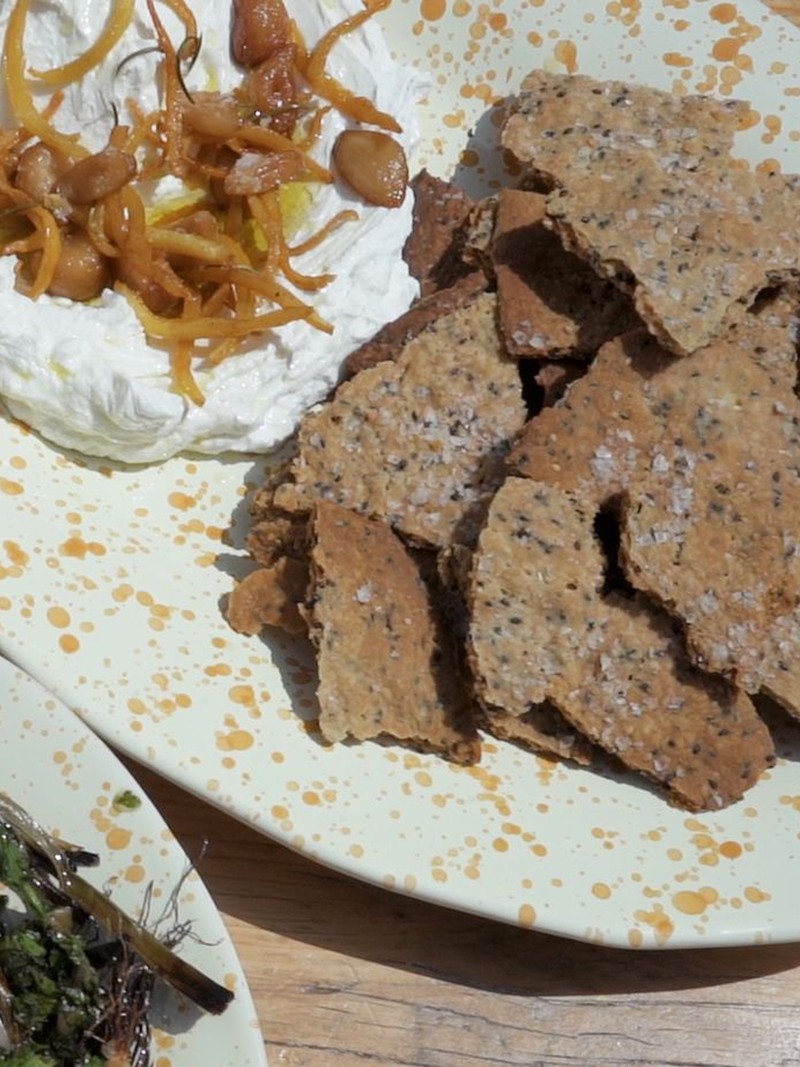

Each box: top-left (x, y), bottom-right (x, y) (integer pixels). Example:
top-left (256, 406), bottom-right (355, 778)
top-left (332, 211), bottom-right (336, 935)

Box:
top-left (0, 793), bottom-right (232, 1067)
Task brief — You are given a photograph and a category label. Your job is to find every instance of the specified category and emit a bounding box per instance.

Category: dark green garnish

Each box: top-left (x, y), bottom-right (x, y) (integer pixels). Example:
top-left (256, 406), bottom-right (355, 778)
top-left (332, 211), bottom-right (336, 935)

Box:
top-left (110, 791), bottom-right (142, 815)
top-left (0, 794), bottom-right (232, 1066)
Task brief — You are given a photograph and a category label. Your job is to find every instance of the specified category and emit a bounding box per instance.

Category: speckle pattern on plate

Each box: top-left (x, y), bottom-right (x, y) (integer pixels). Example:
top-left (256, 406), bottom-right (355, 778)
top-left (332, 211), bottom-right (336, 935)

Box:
top-left (0, 656), bottom-right (267, 1065)
top-left (2, 0), bottom-right (800, 949)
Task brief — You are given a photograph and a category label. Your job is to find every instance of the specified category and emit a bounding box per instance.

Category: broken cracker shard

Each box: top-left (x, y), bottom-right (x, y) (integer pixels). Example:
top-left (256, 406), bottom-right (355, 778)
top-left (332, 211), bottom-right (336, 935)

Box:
top-left (304, 501), bottom-right (480, 764)
top-left (228, 68), bottom-right (800, 811)
top-left (502, 70), bottom-right (800, 357)
top-left (467, 478), bottom-right (774, 812)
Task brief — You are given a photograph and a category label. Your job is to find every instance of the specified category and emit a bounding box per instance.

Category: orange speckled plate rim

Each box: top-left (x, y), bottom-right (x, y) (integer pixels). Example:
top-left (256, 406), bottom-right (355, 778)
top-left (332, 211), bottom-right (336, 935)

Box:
top-left (2, 0), bottom-right (800, 951)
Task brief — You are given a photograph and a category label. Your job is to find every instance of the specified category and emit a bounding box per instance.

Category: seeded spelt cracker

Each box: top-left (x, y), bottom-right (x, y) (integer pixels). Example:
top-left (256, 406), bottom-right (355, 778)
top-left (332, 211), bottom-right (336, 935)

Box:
top-left (275, 293), bottom-right (527, 548)
top-left (502, 71), bottom-right (800, 356)
top-left (619, 342), bottom-right (800, 717)
top-left (468, 476), bottom-right (614, 713)
top-left (246, 511), bottom-right (307, 567)
top-left (480, 705), bottom-right (596, 765)
top-left (468, 478), bottom-right (774, 810)
top-left (461, 196), bottom-right (497, 276)
top-left (342, 270), bottom-right (488, 379)
top-left (226, 558), bottom-right (307, 636)
top-left (419, 545), bottom-right (587, 763)
top-left (529, 359), bottom-right (586, 409)
top-left (305, 501), bottom-right (480, 764)
top-left (421, 541), bottom-right (594, 764)
top-left (493, 188), bottom-right (637, 357)
top-left (509, 330), bottom-right (666, 507)
top-left (722, 285), bottom-right (800, 392)
top-left (502, 71), bottom-right (749, 187)
top-left (403, 170), bottom-right (477, 295)
top-left (546, 160), bottom-right (800, 356)
top-left (510, 316), bottom-right (799, 509)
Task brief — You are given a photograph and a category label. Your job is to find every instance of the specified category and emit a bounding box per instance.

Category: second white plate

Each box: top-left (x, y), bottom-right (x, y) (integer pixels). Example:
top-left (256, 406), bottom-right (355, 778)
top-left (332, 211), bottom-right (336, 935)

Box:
top-left (0, 656), bottom-right (267, 1067)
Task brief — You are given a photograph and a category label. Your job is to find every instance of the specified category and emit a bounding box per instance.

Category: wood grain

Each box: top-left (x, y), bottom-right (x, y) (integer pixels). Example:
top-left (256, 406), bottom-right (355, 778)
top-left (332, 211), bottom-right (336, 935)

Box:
top-left (127, 760), bottom-right (800, 1067)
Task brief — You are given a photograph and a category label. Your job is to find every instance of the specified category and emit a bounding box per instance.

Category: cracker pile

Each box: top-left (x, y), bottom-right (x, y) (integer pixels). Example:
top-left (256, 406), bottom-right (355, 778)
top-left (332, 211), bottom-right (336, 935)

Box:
top-left (226, 71), bottom-right (800, 811)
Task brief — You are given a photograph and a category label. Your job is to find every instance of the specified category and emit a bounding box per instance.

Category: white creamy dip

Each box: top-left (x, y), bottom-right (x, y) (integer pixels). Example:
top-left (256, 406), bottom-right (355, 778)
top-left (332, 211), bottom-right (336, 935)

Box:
top-left (0, 0), bottom-right (424, 461)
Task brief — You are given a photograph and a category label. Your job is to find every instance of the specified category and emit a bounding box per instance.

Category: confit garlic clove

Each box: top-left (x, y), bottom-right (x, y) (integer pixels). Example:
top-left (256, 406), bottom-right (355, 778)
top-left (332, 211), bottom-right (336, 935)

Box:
top-left (231, 0), bottom-right (291, 68)
top-left (182, 96), bottom-right (244, 140)
top-left (223, 149), bottom-right (305, 196)
top-left (56, 146), bottom-right (137, 206)
top-left (25, 231), bottom-right (111, 301)
top-left (13, 141), bottom-right (67, 203)
top-left (237, 46), bottom-right (300, 136)
top-left (332, 129), bottom-right (408, 209)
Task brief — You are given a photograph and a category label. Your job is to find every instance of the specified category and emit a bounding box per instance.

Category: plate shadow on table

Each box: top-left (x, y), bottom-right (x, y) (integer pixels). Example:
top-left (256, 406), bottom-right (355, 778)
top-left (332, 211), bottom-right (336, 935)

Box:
top-left (128, 759), bottom-right (800, 1004)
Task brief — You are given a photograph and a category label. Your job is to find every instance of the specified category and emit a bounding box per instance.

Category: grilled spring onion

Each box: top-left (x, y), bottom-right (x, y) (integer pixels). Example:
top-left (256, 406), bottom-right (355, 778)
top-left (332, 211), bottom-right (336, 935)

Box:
top-left (0, 793), bottom-right (232, 1066)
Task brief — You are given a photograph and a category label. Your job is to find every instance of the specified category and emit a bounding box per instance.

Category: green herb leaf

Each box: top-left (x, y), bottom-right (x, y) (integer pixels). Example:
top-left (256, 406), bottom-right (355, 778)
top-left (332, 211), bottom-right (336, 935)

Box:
top-left (110, 791), bottom-right (141, 815)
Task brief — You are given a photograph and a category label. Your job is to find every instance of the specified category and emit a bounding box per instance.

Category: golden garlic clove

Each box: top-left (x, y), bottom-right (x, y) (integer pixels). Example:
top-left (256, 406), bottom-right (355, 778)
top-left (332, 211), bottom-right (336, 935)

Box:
top-left (332, 130), bottom-right (408, 209)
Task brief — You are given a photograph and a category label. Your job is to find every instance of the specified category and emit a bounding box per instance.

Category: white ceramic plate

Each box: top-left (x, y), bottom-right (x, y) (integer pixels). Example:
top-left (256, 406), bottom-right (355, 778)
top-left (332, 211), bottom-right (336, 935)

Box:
top-left (3, 0), bottom-right (800, 950)
top-left (0, 657), bottom-right (267, 1067)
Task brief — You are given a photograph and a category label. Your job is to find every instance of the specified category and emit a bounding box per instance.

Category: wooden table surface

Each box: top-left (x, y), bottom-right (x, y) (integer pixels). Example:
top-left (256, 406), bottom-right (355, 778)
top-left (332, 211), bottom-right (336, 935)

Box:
top-left (122, 759), bottom-right (800, 1067)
